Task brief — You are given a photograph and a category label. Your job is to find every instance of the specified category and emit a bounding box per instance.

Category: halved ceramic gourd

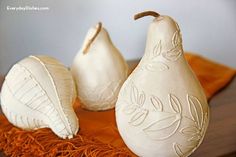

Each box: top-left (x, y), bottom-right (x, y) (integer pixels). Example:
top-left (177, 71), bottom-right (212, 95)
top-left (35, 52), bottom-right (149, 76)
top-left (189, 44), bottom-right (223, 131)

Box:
top-left (0, 55), bottom-right (79, 139)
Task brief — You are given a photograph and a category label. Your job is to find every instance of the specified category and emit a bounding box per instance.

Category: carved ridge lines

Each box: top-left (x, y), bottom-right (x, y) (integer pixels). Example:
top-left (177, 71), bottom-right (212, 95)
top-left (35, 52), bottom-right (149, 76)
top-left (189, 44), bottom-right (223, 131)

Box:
top-left (121, 83), bottom-right (208, 156)
top-left (174, 95), bottom-right (208, 157)
top-left (30, 56), bottom-right (73, 135)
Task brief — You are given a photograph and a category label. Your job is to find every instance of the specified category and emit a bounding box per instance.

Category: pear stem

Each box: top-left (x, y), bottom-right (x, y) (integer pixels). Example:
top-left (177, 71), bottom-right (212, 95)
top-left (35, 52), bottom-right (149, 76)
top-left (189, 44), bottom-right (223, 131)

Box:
top-left (83, 22), bottom-right (102, 54)
top-left (134, 11), bottom-right (160, 20)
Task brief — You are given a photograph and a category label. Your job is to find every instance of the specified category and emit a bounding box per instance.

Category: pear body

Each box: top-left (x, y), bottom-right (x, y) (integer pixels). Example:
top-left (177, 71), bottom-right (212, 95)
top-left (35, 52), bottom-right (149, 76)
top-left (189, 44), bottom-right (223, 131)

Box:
top-left (0, 55), bottom-right (79, 139)
top-left (72, 24), bottom-right (128, 111)
top-left (116, 16), bottom-right (209, 157)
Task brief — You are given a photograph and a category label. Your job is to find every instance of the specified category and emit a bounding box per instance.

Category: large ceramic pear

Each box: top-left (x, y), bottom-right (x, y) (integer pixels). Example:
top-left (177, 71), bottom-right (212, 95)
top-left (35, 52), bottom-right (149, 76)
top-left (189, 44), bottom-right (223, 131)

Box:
top-left (116, 11), bottom-right (209, 157)
top-left (0, 55), bottom-right (79, 139)
top-left (71, 22), bottom-right (128, 111)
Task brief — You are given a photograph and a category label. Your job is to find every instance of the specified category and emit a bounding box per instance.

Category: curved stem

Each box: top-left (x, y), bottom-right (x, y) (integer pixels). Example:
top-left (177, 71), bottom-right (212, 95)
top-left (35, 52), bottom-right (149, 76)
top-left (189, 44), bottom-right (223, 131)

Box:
top-left (134, 11), bottom-right (160, 20)
top-left (83, 22), bottom-right (102, 54)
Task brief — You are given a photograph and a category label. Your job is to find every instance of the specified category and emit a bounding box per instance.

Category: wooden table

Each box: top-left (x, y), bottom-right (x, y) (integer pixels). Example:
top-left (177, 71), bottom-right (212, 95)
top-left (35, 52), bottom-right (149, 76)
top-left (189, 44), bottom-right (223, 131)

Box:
top-left (0, 61), bottom-right (236, 157)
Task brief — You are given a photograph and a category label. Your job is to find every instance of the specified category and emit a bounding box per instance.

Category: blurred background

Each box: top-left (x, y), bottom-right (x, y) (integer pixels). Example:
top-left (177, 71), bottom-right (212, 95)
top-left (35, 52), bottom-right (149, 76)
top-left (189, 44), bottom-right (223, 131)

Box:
top-left (0, 0), bottom-right (236, 75)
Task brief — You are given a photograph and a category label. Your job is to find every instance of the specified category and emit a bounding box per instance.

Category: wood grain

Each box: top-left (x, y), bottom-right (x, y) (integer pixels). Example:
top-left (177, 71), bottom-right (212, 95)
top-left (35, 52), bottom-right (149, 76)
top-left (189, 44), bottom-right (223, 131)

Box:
top-left (0, 61), bottom-right (235, 157)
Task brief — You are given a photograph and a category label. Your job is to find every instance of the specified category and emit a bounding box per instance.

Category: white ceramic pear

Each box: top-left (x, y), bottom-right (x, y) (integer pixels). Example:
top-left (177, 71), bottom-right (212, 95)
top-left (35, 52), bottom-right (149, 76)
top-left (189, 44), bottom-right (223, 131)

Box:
top-left (71, 22), bottom-right (128, 111)
top-left (116, 11), bottom-right (209, 157)
top-left (0, 55), bottom-right (79, 139)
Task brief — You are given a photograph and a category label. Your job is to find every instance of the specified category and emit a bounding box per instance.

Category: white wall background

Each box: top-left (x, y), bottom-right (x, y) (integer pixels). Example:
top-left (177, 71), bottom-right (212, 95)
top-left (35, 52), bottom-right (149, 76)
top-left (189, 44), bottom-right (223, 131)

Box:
top-left (0, 0), bottom-right (236, 75)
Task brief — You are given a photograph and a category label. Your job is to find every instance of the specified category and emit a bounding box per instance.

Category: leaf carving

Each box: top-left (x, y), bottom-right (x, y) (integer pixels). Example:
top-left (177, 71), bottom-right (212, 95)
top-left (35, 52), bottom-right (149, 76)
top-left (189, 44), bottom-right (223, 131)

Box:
top-left (162, 47), bottom-right (182, 61)
top-left (129, 109), bottom-right (148, 126)
top-left (138, 91), bottom-right (146, 106)
top-left (173, 143), bottom-right (184, 157)
top-left (180, 126), bottom-right (199, 137)
top-left (150, 95), bottom-right (163, 111)
top-left (172, 30), bottom-right (182, 47)
top-left (145, 61), bottom-right (169, 72)
top-left (187, 95), bottom-right (204, 129)
top-left (175, 22), bottom-right (180, 31)
top-left (143, 115), bottom-right (181, 140)
top-left (169, 94), bottom-right (182, 113)
top-left (152, 40), bottom-right (162, 57)
top-left (188, 135), bottom-right (201, 142)
top-left (130, 84), bottom-right (139, 104)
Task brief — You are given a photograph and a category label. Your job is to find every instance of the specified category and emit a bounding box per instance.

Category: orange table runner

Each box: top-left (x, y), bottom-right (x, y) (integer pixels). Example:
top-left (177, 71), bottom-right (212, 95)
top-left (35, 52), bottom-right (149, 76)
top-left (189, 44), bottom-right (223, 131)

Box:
top-left (0, 53), bottom-right (235, 157)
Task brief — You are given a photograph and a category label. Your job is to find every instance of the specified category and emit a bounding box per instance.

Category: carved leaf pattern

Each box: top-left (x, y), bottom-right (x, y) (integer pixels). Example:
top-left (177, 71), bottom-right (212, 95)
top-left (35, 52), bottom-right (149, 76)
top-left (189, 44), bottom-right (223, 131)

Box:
top-left (172, 30), bottom-right (182, 47)
top-left (150, 95), bottom-right (163, 111)
top-left (176, 95), bottom-right (208, 156)
top-left (123, 84), bottom-right (149, 126)
top-left (122, 82), bottom-right (208, 156)
top-left (152, 40), bottom-right (162, 57)
top-left (162, 26), bottom-right (183, 61)
top-left (162, 47), bottom-right (182, 61)
top-left (130, 84), bottom-right (139, 104)
top-left (169, 94), bottom-right (182, 113)
top-left (188, 135), bottom-right (201, 142)
top-left (144, 115), bottom-right (177, 131)
top-left (180, 126), bottom-right (199, 137)
top-left (129, 109), bottom-right (148, 126)
top-left (145, 61), bottom-right (169, 72)
top-left (147, 21), bottom-right (183, 62)
top-left (173, 143), bottom-right (184, 157)
top-left (138, 92), bottom-right (146, 106)
top-left (187, 95), bottom-right (204, 128)
top-left (143, 115), bottom-right (181, 140)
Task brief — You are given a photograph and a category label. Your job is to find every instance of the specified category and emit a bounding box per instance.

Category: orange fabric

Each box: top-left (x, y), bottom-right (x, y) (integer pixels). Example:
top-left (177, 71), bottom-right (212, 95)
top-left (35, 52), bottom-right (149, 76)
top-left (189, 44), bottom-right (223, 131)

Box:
top-left (0, 53), bottom-right (235, 157)
top-left (184, 53), bottom-right (235, 99)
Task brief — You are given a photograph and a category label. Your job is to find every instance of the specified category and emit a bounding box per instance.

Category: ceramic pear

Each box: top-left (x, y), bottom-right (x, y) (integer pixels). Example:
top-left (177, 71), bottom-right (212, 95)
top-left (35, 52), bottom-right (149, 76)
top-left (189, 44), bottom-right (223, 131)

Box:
top-left (0, 55), bottom-right (79, 139)
top-left (116, 11), bottom-right (209, 157)
top-left (71, 22), bottom-right (128, 111)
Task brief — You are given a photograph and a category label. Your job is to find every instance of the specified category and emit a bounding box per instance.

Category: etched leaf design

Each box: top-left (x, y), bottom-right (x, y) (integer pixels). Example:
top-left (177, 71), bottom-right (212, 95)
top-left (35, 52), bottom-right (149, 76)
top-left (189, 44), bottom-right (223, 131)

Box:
top-left (187, 95), bottom-right (204, 128)
top-left (175, 22), bottom-right (180, 31)
top-left (172, 30), bottom-right (182, 47)
top-left (169, 94), bottom-right (182, 113)
top-left (130, 84), bottom-right (139, 104)
top-left (152, 40), bottom-right (162, 57)
top-left (129, 109), bottom-right (148, 126)
top-left (143, 115), bottom-right (181, 140)
top-left (145, 61), bottom-right (169, 72)
top-left (180, 126), bottom-right (199, 137)
top-left (173, 143), bottom-right (184, 157)
top-left (123, 105), bottom-right (138, 115)
top-left (188, 135), bottom-right (201, 142)
top-left (150, 95), bottom-right (163, 111)
top-left (144, 115), bottom-right (177, 131)
top-left (138, 91), bottom-right (146, 106)
top-left (162, 47), bottom-right (182, 61)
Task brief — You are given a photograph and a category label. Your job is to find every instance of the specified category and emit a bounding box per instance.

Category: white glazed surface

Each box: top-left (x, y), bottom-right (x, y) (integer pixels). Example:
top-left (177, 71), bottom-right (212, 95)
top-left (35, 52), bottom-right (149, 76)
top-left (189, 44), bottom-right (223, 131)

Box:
top-left (116, 15), bottom-right (209, 157)
top-left (0, 55), bottom-right (79, 139)
top-left (71, 24), bottom-right (128, 111)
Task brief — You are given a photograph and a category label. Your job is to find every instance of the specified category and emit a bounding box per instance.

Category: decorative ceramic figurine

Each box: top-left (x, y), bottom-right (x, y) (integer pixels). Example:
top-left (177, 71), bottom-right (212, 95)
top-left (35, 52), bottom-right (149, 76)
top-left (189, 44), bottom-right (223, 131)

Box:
top-left (116, 11), bottom-right (209, 157)
top-left (71, 22), bottom-right (128, 111)
top-left (0, 55), bottom-right (79, 139)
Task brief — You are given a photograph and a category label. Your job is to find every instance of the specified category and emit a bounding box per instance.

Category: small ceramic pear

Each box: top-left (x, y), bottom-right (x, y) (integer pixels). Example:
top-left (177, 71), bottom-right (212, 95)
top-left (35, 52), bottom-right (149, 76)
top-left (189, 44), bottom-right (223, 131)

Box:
top-left (116, 11), bottom-right (209, 157)
top-left (0, 55), bottom-right (79, 139)
top-left (71, 22), bottom-right (128, 111)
